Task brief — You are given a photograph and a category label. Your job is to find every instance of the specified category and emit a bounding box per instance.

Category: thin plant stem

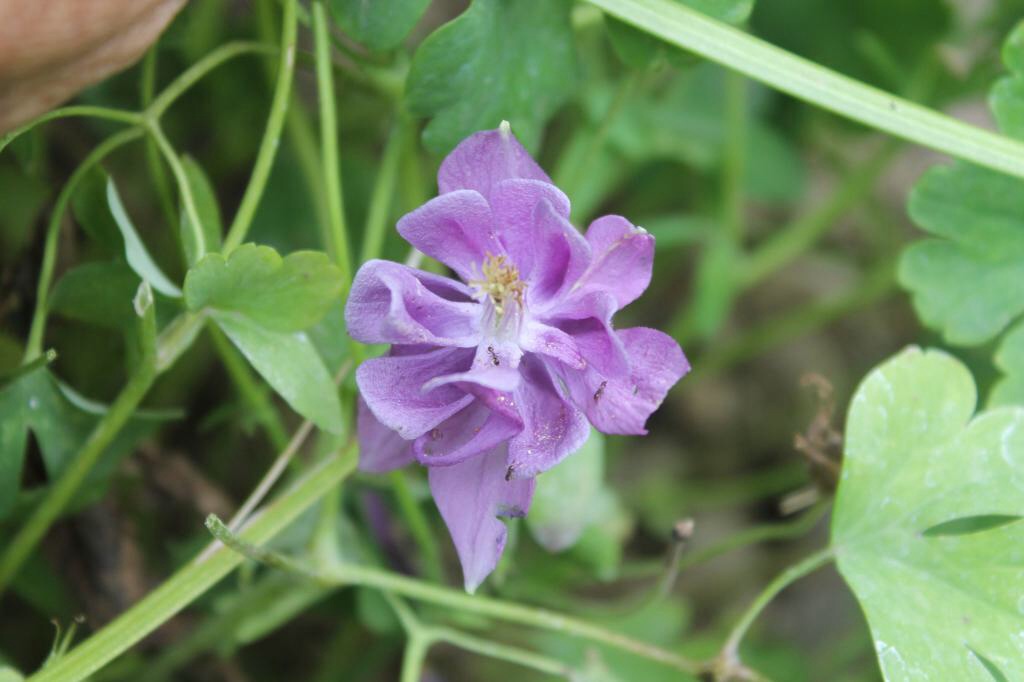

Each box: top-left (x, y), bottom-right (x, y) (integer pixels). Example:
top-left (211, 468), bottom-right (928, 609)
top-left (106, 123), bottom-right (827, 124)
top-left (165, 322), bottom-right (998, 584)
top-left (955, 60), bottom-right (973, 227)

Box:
top-left (24, 127), bottom-right (145, 361)
top-left (0, 350), bottom-right (57, 387)
top-left (427, 626), bottom-right (573, 677)
top-left (679, 501), bottom-right (830, 572)
top-left (312, 0), bottom-right (353, 282)
top-left (207, 323), bottom-right (289, 451)
top-left (140, 47), bottom-right (178, 234)
top-left (722, 70), bottom-right (747, 245)
top-left (740, 141), bottom-right (897, 288)
top-left (214, 360), bottom-right (353, 543)
top-left (222, 1), bottom-right (298, 253)
top-left (359, 120), bottom-right (404, 263)
top-left (691, 262), bottom-right (896, 380)
top-left (146, 42), bottom-right (278, 119)
top-left (254, 0), bottom-right (332, 252)
top-left (0, 287), bottom-right (157, 596)
top-left (586, 0), bottom-right (1024, 179)
top-left (146, 120), bottom-right (206, 259)
top-left (400, 633), bottom-right (430, 682)
top-left (206, 516), bottom-right (704, 676)
top-left (717, 546), bottom-right (834, 673)
top-left (30, 444), bottom-right (359, 682)
top-left (388, 470), bottom-right (444, 583)
top-left (0, 106), bottom-right (142, 155)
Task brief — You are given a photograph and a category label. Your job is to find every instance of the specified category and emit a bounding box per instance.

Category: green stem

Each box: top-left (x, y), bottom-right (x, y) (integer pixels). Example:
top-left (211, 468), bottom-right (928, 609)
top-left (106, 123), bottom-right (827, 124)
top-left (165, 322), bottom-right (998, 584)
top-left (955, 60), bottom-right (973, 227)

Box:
top-left (28, 444), bottom-right (359, 682)
top-left (0, 350), bottom-right (56, 388)
top-left (140, 47), bottom-right (178, 234)
top-left (312, 0), bottom-right (353, 283)
top-left (692, 262), bottom-right (896, 380)
top-left (740, 142), bottom-right (897, 288)
top-left (207, 323), bottom-right (289, 451)
top-left (254, 0), bottom-right (332, 255)
top-left (388, 470), bottom-right (444, 583)
top-left (586, 0), bottom-right (1024, 179)
top-left (146, 42), bottom-right (278, 119)
top-left (206, 517), bottom-right (703, 675)
top-left (222, 1), bottom-right (298, 253)
top-left (0, 106), bottom-right (142, 155)
top-left (722, 70), bottom-right (746, 245)
top-left (359, 120), bottom-right (404, 263)
top-left (426, 626), bottom-right (572, 677)
top-left (719, 546), bottom-right (834, 665)
top-left (23, 127), bottom-right (145, 361)
top-left (679, 501), bottom-right (830, 572)
top-left (147, 121), bottom-right (207, 259)
top-left (0, 287), bottom-right (157, 596)
top-left (400, 633), bottom-right (430, 682)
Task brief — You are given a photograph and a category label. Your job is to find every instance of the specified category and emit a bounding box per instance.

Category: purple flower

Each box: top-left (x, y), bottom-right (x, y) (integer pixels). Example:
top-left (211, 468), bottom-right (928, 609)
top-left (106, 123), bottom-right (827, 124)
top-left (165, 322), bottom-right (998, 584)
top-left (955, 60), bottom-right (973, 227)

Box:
top-left (346, 123), bottom-right (689, 591)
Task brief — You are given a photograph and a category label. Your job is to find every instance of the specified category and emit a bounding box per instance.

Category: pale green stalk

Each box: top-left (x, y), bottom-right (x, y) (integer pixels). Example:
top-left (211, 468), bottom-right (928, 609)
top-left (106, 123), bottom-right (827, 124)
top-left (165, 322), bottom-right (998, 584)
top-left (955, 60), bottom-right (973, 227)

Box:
top-left (359, 121), bottom-right (404, 263)
top-left (24, 127), bottom-right (145, 361)
top-left (0, 107), bottom-right (142, 155)
top-left (146, 121), bottom-right (207, 259)
top-left (312, 0), bottom-right (353, 282)
top-left (222, 1), bottom-right (298, 252)
top-left (28, 445), bottom-right (359, 682)
top-left (0, 286), bottom-right (157, 595)
top-left (586, 0), bottom-right (1024, 179)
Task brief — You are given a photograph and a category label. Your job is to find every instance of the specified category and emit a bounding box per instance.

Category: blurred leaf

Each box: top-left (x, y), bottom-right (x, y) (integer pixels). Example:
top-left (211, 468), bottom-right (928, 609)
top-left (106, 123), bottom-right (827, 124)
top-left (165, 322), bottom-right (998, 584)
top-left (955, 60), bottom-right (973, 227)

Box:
top-left (214, 314), bottom-right (343, 434)
top-left (185, 244), bottom-right (342, 332)
top-left (0, 367), bottom-right (169, 519)
top-left (106, 177), bottom-right (182, 297)
top-left (900, 28), bottom-right (1024, 411)
top-left (832, 347), bottom-right (1024, 681)
top-left (568, 488), bottom-right (632, 581)
top-left (49, 261), bottom-right (141, 329)
top-left (991, 320), bottom-right (1024, 407)
top-left (606, 0), bottom-right (753, 69)
top-left (900, 163), bottom-right (1024, 345)
top-left (596, 67), bottom-right (804, 203)
top-left (356, 587), bottom-right (400, 634)
top-left (753, 0), bottom-right (950, 88)
top-left (406, 0), bottom-right (576, 154)
top-left (179, 155), bottom-right (223, 267)
top-left (0, 666), bottom-right (24, 682)
top-left (528, 429), bottom-right (605, 552)
top-left (307, 300), bottom-right (349, 374)
top-left (329, 0), bottom-right (430, 51)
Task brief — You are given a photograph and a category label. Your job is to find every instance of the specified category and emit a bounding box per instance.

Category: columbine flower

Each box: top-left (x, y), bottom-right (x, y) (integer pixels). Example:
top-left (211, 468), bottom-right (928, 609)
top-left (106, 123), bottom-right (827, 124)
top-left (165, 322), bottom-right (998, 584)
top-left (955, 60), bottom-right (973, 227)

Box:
top-left (345, 122), bottom-right (689, 591)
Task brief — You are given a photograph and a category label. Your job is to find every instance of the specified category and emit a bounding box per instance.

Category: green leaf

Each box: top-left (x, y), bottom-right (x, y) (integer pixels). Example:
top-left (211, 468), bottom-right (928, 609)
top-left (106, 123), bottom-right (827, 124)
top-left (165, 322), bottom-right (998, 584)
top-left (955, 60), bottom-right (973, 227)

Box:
top-left (405, 0), bottom-right (576, 154)
top-left (179, 156), bottom-right (223, 267)
top-left (991, 320), bottom-right (1024, 407)
top-left (0, 367), bottom-right (170, 519)
top-left (832, 347), bottom-right (1024, 681)
top-left (606, 0), bottom-right (753, 69)
top-left (49, 261), bottom-right (141, 329)
top-left (900, 24), bottom-right (1024, 353)
top-left (72, 167), bottom-right (122, 252)
top-left (329, 0), bottom-right (430, 51)
top-left (106, 177), bottom-right (182, 298)
top-left (527, 429), bottom-right (605, 552)
top-left (213, 313), bottom-right (343, 434)
top-left (184, 244), bottom-right (343, 332)
top-left (0, 666), bottom-right (24, 682)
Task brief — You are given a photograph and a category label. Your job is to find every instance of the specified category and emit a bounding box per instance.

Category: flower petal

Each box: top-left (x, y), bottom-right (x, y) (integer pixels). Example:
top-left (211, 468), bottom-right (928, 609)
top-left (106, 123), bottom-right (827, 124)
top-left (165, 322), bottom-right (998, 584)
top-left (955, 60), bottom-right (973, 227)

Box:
top-left (490, 179), bottom-right (571, 281)
top-left (438, 124), bottom-right (551, 201)
top-left (357, 347), bottom-right (475, 439)
top-left (414, 399), bottom-right (523, 466)
top-left (519, 319), bottom-right (586, 370)
top-left (396, 190), bottom-right (501, 281)
top-left (422, 341), bottom-right (523, 393)
top-left (429, 446), bottom-right (535, 592)
top-left (357, 397), bottom-right (414, 473)
top-left (563, 327), bottom-right (689, 435)
top-left (545, 291), bottom-right (629, 379)
top-left (571, 215), bottom-right (654, 310)
top-left (346, 260), bottom-right (481, 346)
top-left (507, 356), bottom-right (589, 478)
top-left (525, 200), bottom-right (591, 305)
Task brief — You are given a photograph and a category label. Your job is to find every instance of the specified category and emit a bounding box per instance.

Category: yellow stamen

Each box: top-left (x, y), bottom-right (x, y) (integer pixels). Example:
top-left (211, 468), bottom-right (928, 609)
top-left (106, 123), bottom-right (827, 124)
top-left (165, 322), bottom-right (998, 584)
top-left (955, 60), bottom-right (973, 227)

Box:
top-left (471, 253), bottom-right (525, 315)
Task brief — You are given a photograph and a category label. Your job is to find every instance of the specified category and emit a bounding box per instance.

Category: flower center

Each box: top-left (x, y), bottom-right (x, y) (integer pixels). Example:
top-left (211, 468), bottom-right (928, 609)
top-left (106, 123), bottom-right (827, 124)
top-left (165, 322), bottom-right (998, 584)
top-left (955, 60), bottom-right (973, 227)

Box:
top-left (472, 253), bottom-right (525, 316)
